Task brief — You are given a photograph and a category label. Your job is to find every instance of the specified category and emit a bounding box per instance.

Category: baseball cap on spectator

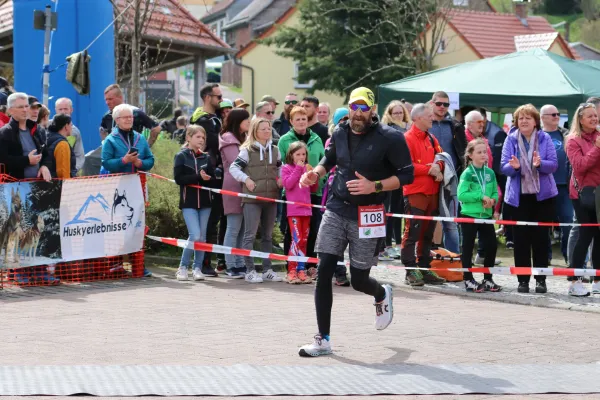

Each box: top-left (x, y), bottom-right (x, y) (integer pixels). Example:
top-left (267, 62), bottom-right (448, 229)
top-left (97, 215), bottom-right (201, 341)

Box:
top-left (220, 98), bottom-right (233, 109)
top-left (261, 95), bottom-right (279, 105)
top-left (234, 98), bottom-right (249, 108)
top-left (28, 95), bottom-right (42, 108)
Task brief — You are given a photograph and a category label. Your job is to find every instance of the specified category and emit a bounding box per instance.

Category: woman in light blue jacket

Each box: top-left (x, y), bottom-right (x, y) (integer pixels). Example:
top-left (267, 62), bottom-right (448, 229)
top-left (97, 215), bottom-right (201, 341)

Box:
top-left (102, 104), bottom-right (154, 174)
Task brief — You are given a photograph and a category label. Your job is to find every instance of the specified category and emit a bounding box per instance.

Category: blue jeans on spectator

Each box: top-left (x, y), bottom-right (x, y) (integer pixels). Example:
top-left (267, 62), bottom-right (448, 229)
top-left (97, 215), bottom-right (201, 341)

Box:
top-left (223, 213), bottom-right (245, 270)
top-left (441, 197), bottom-right (460, 253)
top-left (548, 185), bottom-right (573, 262)
top-left (180, 208), bottom-right (211, 270)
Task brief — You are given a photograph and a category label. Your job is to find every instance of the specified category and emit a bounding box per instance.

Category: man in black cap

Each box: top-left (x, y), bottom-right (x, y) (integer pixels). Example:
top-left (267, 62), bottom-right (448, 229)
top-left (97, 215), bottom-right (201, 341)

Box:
top-left (27, 96), bottom-right (47, 144)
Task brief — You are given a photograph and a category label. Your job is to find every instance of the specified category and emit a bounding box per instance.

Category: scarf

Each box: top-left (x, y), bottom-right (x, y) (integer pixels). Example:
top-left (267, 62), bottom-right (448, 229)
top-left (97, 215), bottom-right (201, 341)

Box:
top-left (256, 140), bottom-right (273, 163)
top-left (517, 130), bottom-right (540, 194)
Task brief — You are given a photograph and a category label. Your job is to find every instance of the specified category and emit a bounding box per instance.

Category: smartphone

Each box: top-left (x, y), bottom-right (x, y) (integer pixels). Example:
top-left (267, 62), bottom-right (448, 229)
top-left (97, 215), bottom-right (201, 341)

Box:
top-left (128, 147), bottom-right (138, 155)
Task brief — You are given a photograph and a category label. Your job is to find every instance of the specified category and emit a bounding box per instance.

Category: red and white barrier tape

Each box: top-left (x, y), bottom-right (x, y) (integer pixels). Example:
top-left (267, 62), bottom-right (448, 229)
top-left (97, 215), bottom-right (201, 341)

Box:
top-left (146, 235), bottom-right (600, 277)
top-left (143, 172), bottom-right (600, 227)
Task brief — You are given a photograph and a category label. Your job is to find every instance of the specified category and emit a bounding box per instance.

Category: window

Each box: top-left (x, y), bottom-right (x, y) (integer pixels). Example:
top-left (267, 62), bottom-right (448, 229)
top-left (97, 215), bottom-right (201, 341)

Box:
top-left (453, 0), bottom-right (469, 5)
top-left (293, 63), bottom-right (313, 89)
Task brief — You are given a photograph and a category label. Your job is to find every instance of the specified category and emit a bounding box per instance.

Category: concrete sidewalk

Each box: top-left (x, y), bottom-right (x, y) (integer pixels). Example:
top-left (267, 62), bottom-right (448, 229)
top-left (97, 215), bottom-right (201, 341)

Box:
top-left (1, 265), bottom-right (600, 398)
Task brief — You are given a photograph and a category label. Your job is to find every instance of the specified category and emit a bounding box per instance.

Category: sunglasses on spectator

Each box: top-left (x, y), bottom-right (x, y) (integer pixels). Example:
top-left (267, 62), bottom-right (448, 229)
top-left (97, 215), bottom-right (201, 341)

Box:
top-left (578, 103), bottom-right (595, 115)
top-left (266, 111), bottom-right (274, 115)
top-left (350, 103), bottom-right (371, 112)
top-left (285, 100), bottom-right (298, 105)
top-left (340, 117), bottom-right (349, 123)
top-left (434, 101), bottom-right (450, 107)
top-left (211, 94), bottom-right (223, 100)
top-left (543, 113), bottom-right (560, 117)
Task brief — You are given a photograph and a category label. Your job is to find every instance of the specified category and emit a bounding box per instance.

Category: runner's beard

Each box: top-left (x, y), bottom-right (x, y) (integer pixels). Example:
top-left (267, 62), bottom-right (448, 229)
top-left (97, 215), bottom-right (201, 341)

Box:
top-left (350, 114), bottom-right (370, 133)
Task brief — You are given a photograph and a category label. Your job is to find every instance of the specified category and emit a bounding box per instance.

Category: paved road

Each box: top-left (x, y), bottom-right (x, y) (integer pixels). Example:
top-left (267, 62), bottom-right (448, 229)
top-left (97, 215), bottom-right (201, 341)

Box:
top-left (1, 265), bottom-right (600, 398)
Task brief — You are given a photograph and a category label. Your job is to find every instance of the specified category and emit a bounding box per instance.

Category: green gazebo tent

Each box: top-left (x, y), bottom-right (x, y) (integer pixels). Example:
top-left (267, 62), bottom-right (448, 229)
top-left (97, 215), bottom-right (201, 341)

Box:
top-left (378, 49), bottom-right (600, 117)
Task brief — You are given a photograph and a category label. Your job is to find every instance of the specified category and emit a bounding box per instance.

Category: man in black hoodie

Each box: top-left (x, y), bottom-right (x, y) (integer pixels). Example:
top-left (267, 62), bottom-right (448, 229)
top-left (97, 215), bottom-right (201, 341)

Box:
top-left (190, 83), bottom-right (225, 275)
top-left (273, 92), bottom-right (298, 136)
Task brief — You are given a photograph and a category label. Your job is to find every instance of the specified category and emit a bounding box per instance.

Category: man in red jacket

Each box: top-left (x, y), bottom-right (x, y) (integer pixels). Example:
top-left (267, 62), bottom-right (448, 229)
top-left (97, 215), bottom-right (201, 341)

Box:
top-left (401, 103), bottom-right (447, 287)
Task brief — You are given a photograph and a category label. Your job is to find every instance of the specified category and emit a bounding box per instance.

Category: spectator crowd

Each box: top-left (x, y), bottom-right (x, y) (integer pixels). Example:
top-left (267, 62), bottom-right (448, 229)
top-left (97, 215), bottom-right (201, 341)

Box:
top-left (0, 78), bottom-right (598, 298)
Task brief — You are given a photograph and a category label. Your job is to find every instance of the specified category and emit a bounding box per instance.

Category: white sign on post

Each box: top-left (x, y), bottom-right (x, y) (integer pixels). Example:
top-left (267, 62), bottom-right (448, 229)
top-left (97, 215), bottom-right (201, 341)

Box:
top-left (447, 92), bottom-right (460, 110)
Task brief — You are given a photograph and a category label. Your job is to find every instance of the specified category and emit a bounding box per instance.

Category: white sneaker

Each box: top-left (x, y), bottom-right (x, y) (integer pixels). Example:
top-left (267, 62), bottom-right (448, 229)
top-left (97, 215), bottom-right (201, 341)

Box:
top-left (245, 270), bottom-right (263, 283)
top-left (176, 268), bottom-right (189, 281)
top-left (592, 281), bottom-right (600, 295)
top-left (568, 280), bottom-right (590, 297)
top-left (298, 334), bottom-right (332, 357)
top-left (262, 269), bottom-right (283, 282)
top-left (192, 268), bottom-right (205, 281)
top-left (375, 284), bottom-right (393, 330)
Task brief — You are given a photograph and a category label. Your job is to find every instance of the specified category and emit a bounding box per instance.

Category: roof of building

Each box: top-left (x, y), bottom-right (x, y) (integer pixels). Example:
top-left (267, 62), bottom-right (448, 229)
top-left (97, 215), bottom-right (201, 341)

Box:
top-left (445, 9), bottom-right (578, 59)
top-left (223, 0), bottom-right (274, 30)
top-left (514, 32), bottom-right (559, 51)
top-left (114, 0), bottom-right (230, 51)
top-left (236, 4), bottom-right (295, 58)
top-left (201, 0), bottom-right (235, 22)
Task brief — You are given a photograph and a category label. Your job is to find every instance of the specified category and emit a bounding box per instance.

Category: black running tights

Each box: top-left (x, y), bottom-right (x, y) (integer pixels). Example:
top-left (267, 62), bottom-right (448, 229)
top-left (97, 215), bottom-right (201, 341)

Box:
top-left (315, 253), bottom-right (386, 336)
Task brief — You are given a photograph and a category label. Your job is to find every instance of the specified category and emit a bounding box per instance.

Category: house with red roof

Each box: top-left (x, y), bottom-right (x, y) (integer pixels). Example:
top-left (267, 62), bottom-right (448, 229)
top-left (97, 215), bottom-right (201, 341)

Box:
top-left (428, 2), bottom-right (578, 69)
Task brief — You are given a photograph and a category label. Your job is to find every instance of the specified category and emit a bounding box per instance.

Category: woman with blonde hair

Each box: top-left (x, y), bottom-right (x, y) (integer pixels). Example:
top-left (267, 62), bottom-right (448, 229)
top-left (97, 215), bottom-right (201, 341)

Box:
top-left (173, 125), bottom-right (218, 281)
top-left (230, 118), bottom-right (283, 283)
top-left (501, 104), bottom-right (558, 294)
top-left (381, 100), bottom-right (411, 133)
top-left (565, 102), bottom-right (600, 297)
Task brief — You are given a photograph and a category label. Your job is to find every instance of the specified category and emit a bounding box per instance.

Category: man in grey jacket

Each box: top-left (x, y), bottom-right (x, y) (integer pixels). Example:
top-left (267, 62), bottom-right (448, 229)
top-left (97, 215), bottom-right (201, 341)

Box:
top-left (55, 97), bottom-right (85, 173)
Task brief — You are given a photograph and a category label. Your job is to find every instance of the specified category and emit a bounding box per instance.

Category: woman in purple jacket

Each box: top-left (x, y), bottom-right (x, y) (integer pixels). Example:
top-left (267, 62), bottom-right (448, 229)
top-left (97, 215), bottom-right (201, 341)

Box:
top-left (219, 109), bottom-right (250, 278)
top-left (501, 104), bottom-right (558, 294)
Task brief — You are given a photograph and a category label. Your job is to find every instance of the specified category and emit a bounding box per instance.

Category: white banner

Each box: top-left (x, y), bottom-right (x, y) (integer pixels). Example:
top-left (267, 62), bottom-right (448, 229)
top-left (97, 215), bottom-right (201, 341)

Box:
top-left (59, 175), bottom-right (145, 261)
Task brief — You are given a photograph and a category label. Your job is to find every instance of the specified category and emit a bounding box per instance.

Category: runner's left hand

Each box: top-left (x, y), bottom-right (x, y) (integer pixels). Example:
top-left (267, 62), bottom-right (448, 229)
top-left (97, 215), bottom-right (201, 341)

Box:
top-left (347, 171), bottom-right (375, 195)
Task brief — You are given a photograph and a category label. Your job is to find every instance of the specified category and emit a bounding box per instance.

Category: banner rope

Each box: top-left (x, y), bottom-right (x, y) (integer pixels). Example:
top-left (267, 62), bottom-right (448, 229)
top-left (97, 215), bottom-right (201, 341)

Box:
top-left (146, 235), bottom-right (600, 277)
top-left (141, 172), bottom-right (600, 228)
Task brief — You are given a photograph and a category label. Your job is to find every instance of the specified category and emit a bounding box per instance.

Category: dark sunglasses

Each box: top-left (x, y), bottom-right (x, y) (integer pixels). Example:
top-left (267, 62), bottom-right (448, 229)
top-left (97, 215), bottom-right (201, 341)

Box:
top-left (265, 111), bottom-right (274, 115)
top-left (211, 94), bottom-right (223, 100)
top-left (284, 100), bottom-right (298, 105)
top-left (434, 101), bottom-right (450, 107)
top-left (543, 113), bottom-right (560, 117)
top-left (350, 103), bottom-right (371, 112)
top-left (578, 103), bottom-right (596, 116)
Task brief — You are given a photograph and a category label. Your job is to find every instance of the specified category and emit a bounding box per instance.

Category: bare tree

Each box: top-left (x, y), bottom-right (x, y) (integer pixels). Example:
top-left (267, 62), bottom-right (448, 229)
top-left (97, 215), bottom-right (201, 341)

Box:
top-left (110, 0), bottom-right (170, 108)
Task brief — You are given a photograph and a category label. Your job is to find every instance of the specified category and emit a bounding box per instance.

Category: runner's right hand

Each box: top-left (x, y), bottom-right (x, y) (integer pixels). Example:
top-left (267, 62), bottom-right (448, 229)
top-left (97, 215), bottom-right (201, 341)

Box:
top-left (300, 171), bottom-right (318, 188)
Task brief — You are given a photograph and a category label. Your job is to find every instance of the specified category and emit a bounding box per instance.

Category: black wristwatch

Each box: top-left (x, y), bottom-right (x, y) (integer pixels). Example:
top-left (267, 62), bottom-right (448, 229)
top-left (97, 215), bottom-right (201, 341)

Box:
top-left (374, 181), bottom-right (383, 193)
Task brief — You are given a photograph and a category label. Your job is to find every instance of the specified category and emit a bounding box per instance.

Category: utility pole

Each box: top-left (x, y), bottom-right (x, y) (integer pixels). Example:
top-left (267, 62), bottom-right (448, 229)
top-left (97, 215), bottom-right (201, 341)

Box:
top-left (33, 5), bottom-right (57, 106)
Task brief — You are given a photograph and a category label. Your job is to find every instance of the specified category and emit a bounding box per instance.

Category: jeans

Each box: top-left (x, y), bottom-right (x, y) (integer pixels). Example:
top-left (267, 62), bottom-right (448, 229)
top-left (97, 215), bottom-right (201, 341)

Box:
top-left (567, 214), bottom-right (592, 275)
top-left (180, 208), bottom-right (211, 269)
top-left (442, 198), bottom-right (459, 253)
top-left (242, 202), bottom-right (278, 272)
top-left (548, 185), bottom-right (573, 261)
top-left (223, 213), bottom-right (245, 270)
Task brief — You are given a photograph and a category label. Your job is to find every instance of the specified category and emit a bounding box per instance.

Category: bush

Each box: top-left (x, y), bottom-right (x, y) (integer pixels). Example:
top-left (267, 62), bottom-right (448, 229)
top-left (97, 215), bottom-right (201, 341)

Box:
top-left (146, 139), bottom-right (187, 253)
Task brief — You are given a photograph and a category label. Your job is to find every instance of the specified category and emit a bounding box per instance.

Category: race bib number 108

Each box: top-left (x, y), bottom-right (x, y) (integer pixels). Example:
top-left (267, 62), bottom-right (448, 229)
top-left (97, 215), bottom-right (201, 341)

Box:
top-left (358, 205), bottom-right (386, 239)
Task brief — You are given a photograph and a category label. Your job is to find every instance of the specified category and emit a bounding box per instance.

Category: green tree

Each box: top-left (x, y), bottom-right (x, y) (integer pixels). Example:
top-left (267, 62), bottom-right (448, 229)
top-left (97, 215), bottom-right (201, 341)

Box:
top-left (544, 0), bottom-right (580, 14)
top-left (263, 0), bottom-right (442, 99)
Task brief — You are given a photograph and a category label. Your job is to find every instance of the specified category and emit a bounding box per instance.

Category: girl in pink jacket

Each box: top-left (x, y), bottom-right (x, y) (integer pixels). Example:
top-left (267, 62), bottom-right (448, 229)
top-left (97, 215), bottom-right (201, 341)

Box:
top-left (281, 141), bottom-right (316, 284)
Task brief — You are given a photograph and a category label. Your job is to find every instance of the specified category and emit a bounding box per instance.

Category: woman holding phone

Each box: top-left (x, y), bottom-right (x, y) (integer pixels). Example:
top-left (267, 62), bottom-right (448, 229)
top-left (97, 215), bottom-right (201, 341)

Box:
top-left (101, 103), bottom-right (155, 174)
